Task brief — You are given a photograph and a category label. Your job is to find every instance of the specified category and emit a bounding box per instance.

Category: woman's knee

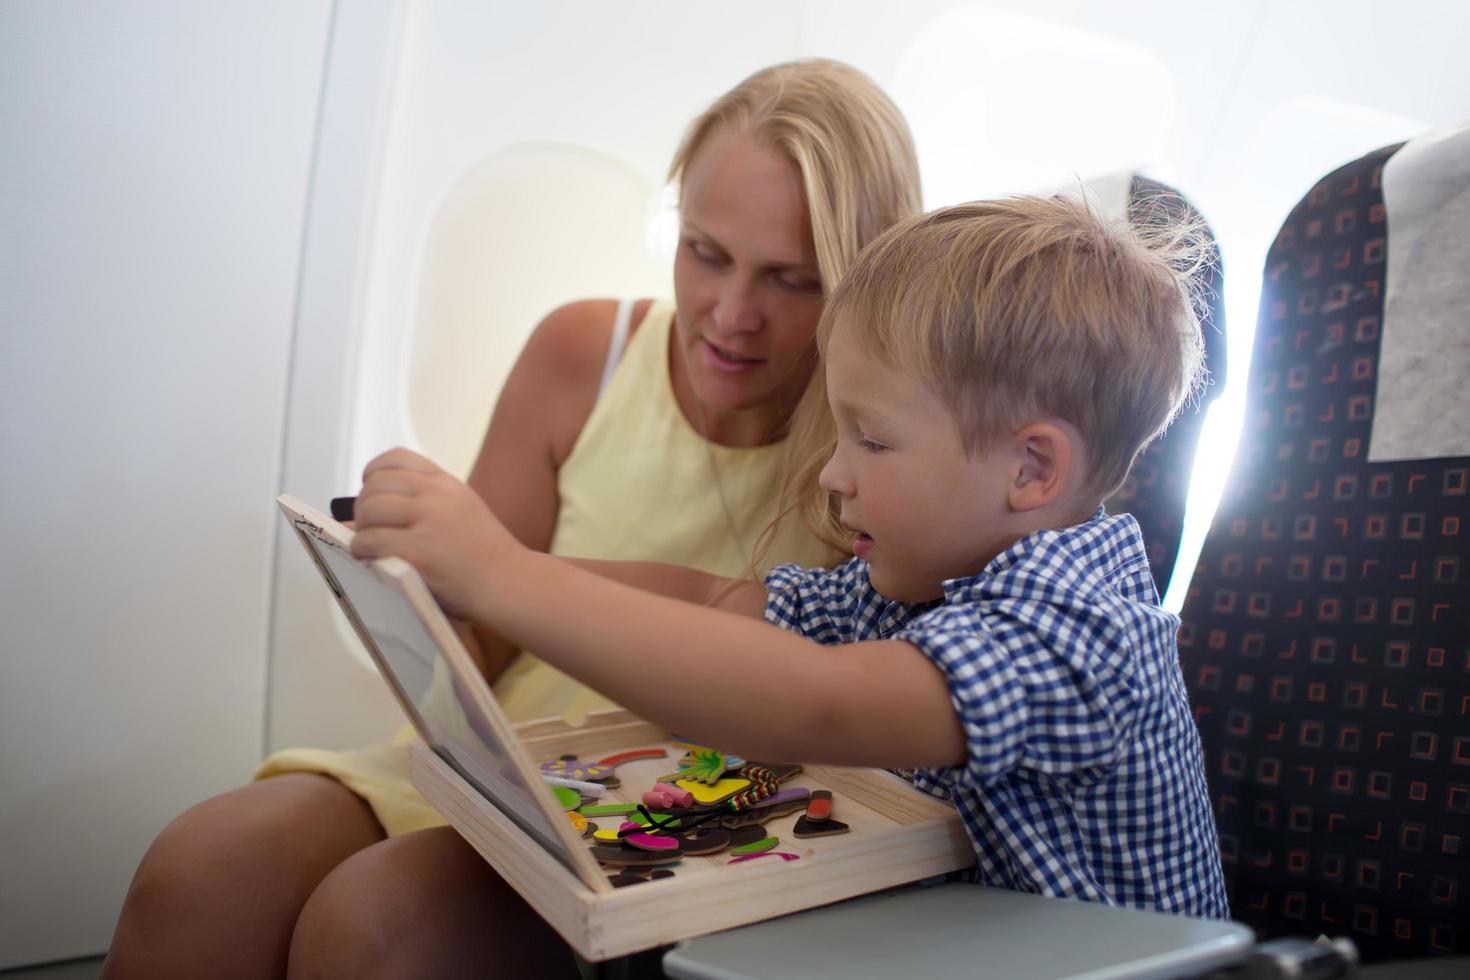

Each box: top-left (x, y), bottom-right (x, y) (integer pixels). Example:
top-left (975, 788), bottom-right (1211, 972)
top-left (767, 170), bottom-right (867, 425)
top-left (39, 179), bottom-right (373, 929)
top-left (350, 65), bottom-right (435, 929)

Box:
top-left (289, 826), bottom-right (580, 980)
top-left (104, 774), bottom-right (383, 980)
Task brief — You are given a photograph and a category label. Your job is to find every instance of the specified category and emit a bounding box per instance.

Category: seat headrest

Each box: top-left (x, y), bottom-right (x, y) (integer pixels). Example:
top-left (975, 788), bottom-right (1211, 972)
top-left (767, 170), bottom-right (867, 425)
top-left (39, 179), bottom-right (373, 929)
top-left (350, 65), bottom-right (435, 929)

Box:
top-left (1370, 118), bottom-right (1470, 463)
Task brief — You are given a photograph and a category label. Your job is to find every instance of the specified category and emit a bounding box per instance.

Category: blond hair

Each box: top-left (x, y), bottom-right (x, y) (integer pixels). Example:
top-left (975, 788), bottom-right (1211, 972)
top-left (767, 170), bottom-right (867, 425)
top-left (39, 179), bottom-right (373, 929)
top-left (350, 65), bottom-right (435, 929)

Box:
top-left (669, 59), bottom-right (922, 562)
top-left (820, 196), bottom-right (1209, 502)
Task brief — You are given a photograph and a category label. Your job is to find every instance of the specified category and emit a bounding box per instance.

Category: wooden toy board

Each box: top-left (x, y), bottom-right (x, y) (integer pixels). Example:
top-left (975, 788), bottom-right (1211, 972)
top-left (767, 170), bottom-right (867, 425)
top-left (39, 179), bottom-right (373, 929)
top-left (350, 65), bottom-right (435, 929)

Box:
top-left (276, 495), bottom-right (975, 962)
top-left (413, 715), bottom-right (975, 961)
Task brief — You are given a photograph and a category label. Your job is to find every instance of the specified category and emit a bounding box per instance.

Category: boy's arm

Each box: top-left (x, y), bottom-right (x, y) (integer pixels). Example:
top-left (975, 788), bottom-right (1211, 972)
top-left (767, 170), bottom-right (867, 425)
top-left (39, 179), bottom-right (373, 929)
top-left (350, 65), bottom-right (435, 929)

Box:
top-left (351, 448), bottom-right (965, 768)
top-left (454, 561), bottom-right (762, 681)
top-left (488, 553), bottom-right (966, 768)
top-left (562, 558), bottom-right (767, 618)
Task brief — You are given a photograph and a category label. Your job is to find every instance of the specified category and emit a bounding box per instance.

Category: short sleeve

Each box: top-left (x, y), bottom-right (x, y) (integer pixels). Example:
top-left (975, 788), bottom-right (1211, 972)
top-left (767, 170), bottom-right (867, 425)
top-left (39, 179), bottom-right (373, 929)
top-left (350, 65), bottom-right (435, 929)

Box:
top-left (896, 606), bottom-right (1139, 790)
top-left (763, 559), bottom-right (872, 645)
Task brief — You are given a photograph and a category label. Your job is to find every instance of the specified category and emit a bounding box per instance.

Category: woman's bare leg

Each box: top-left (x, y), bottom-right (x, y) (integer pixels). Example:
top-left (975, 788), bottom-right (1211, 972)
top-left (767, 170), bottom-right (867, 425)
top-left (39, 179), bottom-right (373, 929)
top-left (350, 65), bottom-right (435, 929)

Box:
top-left (103, 774), bottom-right (385, 980)
top-left (287, 825), bottom-right (582, 980)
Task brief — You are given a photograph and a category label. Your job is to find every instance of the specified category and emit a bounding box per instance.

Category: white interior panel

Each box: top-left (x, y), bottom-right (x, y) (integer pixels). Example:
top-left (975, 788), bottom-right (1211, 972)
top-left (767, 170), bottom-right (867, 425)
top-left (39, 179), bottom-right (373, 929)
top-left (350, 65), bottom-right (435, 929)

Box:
top-left (0, 1), bottom-right (331, 967)
top-left (264, 0), bottom-right (409, 754)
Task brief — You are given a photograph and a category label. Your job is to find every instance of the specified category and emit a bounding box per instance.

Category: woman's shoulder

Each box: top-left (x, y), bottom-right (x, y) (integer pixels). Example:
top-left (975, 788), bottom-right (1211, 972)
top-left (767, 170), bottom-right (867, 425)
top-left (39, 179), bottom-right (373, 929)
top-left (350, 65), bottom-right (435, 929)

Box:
top-left (526, 298), bottom-right (657, 375)
top-left (511, 298), bottom-right (658, 462)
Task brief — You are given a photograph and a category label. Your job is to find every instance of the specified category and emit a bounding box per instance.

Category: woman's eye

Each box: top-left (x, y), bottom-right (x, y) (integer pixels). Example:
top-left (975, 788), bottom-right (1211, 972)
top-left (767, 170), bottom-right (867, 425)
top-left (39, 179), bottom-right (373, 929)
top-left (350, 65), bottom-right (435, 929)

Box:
top-left (687, 240), bottom-right (723, 263)
top-left (775, 272), bottom-right (821, 293)
top-left (857, 438), bottom-right (888, 453)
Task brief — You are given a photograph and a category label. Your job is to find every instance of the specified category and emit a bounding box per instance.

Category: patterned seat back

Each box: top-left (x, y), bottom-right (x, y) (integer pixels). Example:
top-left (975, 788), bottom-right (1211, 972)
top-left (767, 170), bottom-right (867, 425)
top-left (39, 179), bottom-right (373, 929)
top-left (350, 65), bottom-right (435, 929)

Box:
top-left (1177, 139), bottom-right (1469, 960)
top-left (1106, 175), bottom-right (1227, 595)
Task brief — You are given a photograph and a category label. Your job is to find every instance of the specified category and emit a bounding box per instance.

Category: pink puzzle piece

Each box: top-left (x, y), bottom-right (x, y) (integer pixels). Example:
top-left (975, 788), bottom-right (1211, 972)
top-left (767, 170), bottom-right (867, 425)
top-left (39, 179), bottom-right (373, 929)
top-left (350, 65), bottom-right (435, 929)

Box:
top-left (642, 782), bottom-right (694, 809)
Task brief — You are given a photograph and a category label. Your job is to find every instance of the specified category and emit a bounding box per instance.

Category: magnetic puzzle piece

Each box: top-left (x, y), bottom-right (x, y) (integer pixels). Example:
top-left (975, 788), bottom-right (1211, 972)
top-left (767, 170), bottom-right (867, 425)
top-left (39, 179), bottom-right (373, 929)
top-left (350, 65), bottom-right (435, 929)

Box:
top-left (728, 851), bottom-right (800, 864)
top-left (590, 746), bottom-right (669, 789)
top-left (590, 811), bottom-right (682, 842)
top-left (716, 788), bottom-right (811, 828)
top-left (744, 761), bottom-right (803, 782)
top-left (589, 845), bottom-right (683, 868)
top-left (620, 821), bottom-right (681, 853)
top-left (729, 836), bottom-right (779, 856)
top-left (665, 748), bottom-right (731, 785)
top-left (624, 831), bottom-right (681, 853)
top-left (792, 814), bottom-right (850, 839)
top-left (727, 825), bottom-right (771, 849)
top-left (804, 790), bottom-right (833, 822)
top-left (541, 758), bottom-right (615, 782)
top-left (551, 785), bottom-right (582, 811)
top-left (791, 789), bottom-right (848, 837)
top-left (676, 828), bottom-right (733, 856)
top-left (668, 739), bottom-right (742, 768)
top-left (596, 748), bottom-right (668, 767)
top-left (642, 782), bottom-right (694, 809)
top-left (607, 873), bottom-right (647, 888)
top-left (674, 777), bottom-right (749, 805)
top-left (607, 868), bottom-right (676, 888)
top-left (578, 802), bottom-right (639, 817)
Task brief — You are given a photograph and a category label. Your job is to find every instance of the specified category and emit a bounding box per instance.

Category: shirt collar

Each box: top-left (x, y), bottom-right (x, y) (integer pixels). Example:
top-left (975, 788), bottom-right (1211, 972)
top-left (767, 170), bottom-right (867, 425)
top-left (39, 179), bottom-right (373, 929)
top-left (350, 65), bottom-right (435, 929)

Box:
top-left (938, 507), bottom-right (1128, 604)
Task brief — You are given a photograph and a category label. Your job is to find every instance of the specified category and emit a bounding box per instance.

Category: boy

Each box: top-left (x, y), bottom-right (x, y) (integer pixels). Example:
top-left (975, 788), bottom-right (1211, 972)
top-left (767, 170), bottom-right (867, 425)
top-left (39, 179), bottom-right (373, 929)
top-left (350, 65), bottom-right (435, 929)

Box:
top-left (350, 196), bottom-right (1230, 918)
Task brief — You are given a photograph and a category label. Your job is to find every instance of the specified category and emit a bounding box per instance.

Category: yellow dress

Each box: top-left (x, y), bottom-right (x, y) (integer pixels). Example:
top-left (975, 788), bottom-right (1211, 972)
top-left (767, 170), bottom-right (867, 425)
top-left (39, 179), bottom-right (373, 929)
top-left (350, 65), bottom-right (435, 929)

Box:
top-left (255, 299), bottom-right (835, 836)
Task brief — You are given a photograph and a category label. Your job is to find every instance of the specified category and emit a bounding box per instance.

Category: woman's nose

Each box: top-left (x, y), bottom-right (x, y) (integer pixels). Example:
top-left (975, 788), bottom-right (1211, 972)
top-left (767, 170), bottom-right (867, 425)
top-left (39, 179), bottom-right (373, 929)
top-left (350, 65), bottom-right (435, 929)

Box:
top-left (712, 280), bottom-right (760, 334)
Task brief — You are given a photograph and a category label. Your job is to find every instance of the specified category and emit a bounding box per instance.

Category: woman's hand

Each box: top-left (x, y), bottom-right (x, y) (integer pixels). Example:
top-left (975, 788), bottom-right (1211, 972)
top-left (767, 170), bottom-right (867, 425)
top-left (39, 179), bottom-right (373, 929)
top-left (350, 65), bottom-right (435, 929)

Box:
top-left (350, 447), bottom-right (521, 622)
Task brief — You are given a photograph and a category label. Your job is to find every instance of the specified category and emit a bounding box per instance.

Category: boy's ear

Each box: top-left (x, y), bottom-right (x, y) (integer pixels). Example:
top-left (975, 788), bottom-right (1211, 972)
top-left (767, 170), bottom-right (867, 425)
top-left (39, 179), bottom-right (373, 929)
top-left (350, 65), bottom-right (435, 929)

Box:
top-left (1008, 422), bottom-right (1075, 513)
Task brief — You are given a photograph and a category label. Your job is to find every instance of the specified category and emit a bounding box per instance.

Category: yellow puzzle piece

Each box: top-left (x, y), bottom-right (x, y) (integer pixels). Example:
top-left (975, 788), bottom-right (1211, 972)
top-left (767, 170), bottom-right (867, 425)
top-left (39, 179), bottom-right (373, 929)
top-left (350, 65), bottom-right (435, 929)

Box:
top-left (675, 777), bottom-right (750, 805)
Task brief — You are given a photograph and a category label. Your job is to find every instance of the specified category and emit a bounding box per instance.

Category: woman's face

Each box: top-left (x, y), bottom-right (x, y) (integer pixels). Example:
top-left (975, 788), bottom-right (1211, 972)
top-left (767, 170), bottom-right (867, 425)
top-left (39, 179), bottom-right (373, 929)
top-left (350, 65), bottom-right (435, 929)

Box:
top-left (672, 126), bottom-right (825, 439)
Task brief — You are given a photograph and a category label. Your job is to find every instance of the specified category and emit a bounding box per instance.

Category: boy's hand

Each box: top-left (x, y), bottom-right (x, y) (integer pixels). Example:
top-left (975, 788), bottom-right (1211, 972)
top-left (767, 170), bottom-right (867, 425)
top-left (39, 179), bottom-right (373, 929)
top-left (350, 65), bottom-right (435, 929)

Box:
top-left (349, 447), bottom-right (519, 621)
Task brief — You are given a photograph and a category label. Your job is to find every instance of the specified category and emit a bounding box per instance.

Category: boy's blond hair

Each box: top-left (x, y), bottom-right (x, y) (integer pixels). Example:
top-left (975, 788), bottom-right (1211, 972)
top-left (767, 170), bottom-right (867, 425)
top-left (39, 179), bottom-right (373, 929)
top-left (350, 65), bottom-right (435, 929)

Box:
top-left (818, 196), bottom-right (1209, 502)
top-left (669, 59), bottom-right (922, 563)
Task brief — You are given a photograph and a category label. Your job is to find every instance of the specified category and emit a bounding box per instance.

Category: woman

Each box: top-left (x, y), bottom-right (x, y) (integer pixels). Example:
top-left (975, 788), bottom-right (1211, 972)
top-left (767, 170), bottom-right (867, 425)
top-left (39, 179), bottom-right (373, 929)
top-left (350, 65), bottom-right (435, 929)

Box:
top-left (103, 58), bottom-right (920, 979)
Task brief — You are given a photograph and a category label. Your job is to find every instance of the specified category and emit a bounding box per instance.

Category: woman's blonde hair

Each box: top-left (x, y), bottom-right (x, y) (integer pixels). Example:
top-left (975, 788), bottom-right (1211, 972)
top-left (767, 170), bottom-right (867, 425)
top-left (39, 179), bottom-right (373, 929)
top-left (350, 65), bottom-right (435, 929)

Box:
top-left (669, 59), bottom-right (922, 562)
top-left (821, 196), bottom-right (1209, 502)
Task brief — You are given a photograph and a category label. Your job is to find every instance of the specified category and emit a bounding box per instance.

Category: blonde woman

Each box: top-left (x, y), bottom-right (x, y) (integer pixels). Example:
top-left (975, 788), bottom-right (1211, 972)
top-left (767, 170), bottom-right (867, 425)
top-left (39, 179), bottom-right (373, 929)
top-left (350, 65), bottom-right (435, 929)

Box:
top-left (104, 59), bottom-right (919, 979)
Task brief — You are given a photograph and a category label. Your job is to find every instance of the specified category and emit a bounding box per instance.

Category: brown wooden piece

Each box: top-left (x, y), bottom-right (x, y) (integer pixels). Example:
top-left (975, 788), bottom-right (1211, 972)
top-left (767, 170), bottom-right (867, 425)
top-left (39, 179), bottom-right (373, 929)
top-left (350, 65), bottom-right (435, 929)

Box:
top-left (589, 845), bottom-right (683, 868)
top-left (792, 814), bottom-right (851, 839)
top-left (677, 829), bottom-right (733, 856)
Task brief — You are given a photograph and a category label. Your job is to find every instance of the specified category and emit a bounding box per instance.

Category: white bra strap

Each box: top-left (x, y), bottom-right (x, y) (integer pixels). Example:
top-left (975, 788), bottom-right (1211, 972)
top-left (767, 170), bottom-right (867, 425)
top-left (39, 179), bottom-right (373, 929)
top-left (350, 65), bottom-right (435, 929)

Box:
top-left (597, 298), bottom-right (635, 397)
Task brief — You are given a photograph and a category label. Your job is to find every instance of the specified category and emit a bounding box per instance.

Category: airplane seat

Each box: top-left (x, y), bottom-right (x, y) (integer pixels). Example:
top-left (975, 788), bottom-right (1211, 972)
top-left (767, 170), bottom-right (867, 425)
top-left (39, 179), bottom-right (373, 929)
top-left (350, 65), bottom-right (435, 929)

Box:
top-left (1103, 174), bottom-right (1227, 596)
top-left (1177, 124), bottom-right (1470, 963)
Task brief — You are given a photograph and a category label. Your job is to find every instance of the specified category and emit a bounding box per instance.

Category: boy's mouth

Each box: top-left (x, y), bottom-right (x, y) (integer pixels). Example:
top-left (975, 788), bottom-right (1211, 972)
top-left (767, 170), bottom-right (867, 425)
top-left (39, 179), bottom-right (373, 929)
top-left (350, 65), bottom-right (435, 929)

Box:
top-left (842, 521), bottom-right (874, 560)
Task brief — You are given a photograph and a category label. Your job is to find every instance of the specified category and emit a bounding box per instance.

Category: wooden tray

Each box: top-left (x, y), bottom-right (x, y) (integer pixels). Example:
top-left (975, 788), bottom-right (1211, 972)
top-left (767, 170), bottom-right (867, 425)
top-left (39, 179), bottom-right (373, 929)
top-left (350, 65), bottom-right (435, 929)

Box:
top-left (412, 710), bottom-right (975, 962)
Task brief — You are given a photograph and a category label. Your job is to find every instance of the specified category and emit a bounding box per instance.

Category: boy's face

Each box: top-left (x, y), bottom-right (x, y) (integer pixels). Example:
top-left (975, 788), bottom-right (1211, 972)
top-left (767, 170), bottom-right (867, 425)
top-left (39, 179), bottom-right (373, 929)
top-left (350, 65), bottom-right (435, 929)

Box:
top-left (820, 328), bottom-right (1018, 603)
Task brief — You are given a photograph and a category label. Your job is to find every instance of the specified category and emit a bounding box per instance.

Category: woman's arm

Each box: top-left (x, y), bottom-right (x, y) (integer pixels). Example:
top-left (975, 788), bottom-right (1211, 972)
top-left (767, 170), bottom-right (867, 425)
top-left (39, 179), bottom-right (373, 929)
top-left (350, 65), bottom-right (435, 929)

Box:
top-left (457, 299), bottom-right (653, 682)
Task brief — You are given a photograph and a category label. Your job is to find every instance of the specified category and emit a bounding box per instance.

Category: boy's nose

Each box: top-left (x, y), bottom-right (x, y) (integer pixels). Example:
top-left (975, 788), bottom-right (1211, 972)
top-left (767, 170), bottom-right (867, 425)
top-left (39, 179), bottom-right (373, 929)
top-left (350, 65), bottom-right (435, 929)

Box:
top-left (818, 451), bottom-right (851, 497)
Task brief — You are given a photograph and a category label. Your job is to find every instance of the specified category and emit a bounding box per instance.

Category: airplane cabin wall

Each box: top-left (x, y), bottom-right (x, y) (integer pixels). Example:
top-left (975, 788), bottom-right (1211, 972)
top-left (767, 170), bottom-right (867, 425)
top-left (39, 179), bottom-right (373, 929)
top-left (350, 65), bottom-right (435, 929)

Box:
top-left (0, 0), bottom-right (332, 969)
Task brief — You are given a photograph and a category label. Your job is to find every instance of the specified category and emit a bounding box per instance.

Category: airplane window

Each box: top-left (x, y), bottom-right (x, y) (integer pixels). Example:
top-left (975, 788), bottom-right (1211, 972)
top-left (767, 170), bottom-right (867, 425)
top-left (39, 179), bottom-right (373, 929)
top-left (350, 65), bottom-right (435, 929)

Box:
top-left (395, 143), bottom-right (671, 478)
top-left (890, 7), bottom-right (1177, 208)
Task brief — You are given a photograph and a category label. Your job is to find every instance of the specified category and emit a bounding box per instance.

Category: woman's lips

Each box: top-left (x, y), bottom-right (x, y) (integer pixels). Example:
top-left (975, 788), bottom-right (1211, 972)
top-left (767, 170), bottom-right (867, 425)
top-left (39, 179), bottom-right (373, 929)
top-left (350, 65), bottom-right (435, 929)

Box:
top-left (852, 532), bottom-right (874, 560)
top-left (703, 338), bottom-right (763, 374)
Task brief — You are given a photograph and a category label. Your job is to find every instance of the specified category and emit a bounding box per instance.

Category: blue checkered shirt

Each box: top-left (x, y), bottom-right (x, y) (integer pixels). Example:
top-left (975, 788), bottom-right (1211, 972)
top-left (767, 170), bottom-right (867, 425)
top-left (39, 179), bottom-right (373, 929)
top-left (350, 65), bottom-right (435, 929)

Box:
top-left (765, 511), bottom-right (1229, 918)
